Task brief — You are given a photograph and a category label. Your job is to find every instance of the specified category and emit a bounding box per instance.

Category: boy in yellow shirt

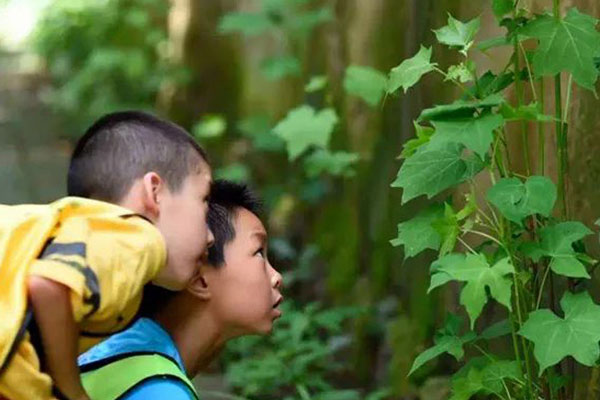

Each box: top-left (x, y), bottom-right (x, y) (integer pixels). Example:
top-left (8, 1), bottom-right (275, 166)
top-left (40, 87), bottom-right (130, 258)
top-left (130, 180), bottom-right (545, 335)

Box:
top-left (0, 111), bottom-right (214, 400)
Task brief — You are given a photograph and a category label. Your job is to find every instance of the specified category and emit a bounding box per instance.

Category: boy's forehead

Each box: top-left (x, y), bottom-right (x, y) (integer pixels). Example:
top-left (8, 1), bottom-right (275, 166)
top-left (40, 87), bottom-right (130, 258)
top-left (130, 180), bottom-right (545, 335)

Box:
top-left (233, 208), bottom-right (267, 238)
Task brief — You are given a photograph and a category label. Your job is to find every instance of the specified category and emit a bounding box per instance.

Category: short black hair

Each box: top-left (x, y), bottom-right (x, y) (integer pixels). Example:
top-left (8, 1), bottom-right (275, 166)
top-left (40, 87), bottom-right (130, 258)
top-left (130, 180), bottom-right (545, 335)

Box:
top-left (207, 179), bottom-right (262, 267)
top-left (138, 179), bottom-right (262, 317)
top-left (67, 110), bottom-right (208, 202)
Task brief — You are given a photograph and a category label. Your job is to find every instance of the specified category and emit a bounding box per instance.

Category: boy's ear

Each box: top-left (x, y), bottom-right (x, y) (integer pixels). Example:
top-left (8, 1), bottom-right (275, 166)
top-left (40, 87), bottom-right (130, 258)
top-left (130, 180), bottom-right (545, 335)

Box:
top-left (186, 267), bottom-right (211, 301)
top-left (141, 172), bottom-right (163, 218)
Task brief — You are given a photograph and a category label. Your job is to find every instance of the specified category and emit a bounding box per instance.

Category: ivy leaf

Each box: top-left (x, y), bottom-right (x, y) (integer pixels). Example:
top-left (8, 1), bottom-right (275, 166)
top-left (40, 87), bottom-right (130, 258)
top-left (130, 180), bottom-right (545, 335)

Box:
top-left (522, 221), bottom-right (593, 278)
top-left (218, 12), bottom-right (273, 36)
top-left (469, 71), bottom-right (514, 99)
top-left (477, 36), bottom-right (511, 52)
top-left (343, 65), bottom-right (388, 106)
top-left (520, 291), bottom-right (600, 374)
top-left (486, 176), bottom-right (557, 223)
top-left (429, 253), bottom-right (515, 328)
top-left (399, 122), bottom-right (434, 159)
top-left (303, 149), bottom-right (360, 178)
top-left (238, 114), bottom-right (285, 152)
top-left (390, 203), bottom-right (444, 258)
top-left (480, 319), bottom-right (511, 340)
top-left (392, 144), bottom-right (475, 204)
top-left (261, 55), bottom-right (301, 80)
top-left (273, 105), bottom-right (338, 160)
top-left (434, 15), bottom-right (481, 55)
top-left (418, 93), bottom-right (505, 122)
top-left (430, 112), bottom-right (504, 158)
top-left (521, 8), bottom-right (600, 90)
top-left (387, 46), bottom-right (436, 94)
top-left (409, 314), bottom-right (476, 376)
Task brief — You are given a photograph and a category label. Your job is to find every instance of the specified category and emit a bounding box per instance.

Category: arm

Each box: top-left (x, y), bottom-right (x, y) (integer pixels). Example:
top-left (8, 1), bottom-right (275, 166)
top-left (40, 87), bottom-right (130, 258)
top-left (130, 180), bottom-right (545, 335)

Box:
top-left (28, 276), bottom-right (90, 400)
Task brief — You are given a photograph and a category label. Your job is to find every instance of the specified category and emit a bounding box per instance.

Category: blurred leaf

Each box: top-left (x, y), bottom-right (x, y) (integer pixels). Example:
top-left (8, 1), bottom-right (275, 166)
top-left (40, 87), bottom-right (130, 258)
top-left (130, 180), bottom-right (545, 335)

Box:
top-left (480, 319), bottom-right (511, 340)
top-left (218, 12), bottom-right (273, 36)
top-left (343, 65), bottom-right (387, 106)
top-left (273, 105), bottom-right (338, 160)
top-left (492, 0), bottom-right (514, 19)
top-left (261, 55), bottom-right (302, 80)
top-left (238, 114), bottom-right (285, 152)
top-left (387, 46), bottom-right (436, 94)
top-left (303, 149), bottom-right (360, 178)
top-left (477, 36), bottom-right (510, 51)
top-left (215, 163), bottom-right (251, 182)
top-left (192, 115), bottom-right (226, 139)
top-left (446, 63), bottom-right (474, 83)
top-left (305, 75), bottom-right (328, 92)
top-left (500, 102), bottom-right (555, 122)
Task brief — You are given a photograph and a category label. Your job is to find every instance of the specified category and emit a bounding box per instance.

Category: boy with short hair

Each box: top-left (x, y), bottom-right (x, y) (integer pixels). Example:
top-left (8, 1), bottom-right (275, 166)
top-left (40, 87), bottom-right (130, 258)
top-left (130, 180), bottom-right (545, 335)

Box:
top-left (78, 180), bottom-right (284, 399)
top-left (0, 111), bottom-right (213, 400)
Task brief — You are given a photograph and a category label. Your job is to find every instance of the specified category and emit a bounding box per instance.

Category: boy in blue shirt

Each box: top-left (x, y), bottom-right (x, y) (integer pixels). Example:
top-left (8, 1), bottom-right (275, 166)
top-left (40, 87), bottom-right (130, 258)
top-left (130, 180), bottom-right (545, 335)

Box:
top-left (78, 180), bottom-right (283, 399)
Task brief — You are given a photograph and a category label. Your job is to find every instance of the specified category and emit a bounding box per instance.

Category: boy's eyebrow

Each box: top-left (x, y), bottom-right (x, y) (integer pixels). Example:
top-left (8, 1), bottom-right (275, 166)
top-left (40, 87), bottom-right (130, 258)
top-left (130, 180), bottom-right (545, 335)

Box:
top-left (251, 231), bottom-right (267, 243)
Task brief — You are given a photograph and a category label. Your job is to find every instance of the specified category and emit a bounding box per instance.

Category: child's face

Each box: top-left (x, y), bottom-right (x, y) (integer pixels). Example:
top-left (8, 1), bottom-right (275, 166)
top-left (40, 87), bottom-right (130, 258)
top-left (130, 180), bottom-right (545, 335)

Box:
top-left (205, 208), bottom-right (283, 337)
top-left (153, 161), bottom-right (213, 290)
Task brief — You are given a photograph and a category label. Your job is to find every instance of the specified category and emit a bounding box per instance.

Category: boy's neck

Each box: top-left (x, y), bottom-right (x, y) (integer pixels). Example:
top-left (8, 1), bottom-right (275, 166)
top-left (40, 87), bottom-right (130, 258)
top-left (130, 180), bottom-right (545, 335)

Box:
top-left (153, 295), bottom-right (225, 377)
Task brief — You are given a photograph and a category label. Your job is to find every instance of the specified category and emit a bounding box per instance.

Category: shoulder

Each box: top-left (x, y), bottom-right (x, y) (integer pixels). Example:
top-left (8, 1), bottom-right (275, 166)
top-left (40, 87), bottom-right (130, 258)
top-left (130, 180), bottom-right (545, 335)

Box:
top-left (121, 377), bottom-right (195, 400)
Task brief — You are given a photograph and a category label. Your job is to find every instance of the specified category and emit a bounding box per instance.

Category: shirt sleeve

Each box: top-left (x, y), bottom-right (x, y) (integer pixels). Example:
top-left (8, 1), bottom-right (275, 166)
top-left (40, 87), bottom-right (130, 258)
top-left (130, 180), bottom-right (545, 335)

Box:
top-left (29, 214), bottom-right (166, 323)
top-left (121, 378), bottom-right (195, 400)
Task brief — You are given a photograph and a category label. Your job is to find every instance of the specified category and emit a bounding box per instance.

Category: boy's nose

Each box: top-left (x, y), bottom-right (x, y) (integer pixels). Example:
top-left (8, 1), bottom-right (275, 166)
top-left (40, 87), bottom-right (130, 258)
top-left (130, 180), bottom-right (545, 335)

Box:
top-left (270, 266), bottom-right (282, 289)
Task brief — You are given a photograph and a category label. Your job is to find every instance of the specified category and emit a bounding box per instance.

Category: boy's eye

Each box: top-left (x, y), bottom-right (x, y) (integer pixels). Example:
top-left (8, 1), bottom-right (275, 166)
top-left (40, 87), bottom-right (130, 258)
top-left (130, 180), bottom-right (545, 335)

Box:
top-left (255, 247), bottom-right (265, 257)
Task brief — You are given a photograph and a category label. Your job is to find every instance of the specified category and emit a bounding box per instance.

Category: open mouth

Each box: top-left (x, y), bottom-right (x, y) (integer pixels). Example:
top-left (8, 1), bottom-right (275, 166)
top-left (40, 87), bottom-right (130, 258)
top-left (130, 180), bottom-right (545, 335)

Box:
top-left (273, 296), bottom-right (283, 309)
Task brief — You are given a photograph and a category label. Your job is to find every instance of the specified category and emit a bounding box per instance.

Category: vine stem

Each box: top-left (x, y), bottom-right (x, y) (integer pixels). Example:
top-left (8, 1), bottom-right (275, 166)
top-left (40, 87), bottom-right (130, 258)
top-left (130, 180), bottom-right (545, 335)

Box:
top-left (535, 263), bottom-right (551, 309)
top-left (538, 78), bottom-right (546, 175)
top-left (513, 34), bottom-right (531, 176)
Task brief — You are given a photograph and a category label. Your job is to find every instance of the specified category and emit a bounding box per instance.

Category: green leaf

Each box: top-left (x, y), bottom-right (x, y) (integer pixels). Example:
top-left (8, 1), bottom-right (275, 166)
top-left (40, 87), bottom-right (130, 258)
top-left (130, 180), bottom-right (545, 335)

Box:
top-left (522, 221), bottom-right (593, 278)
top-left (218, 12), bottom-right (273, 36)
top-left (492, 0), bottom-right (514, 20)
top-left (387, 46), bottom-right (436, 94)
top-left (273, 105), bottom-right (338, 160)
top-left (392, 144), bottom-right (474, 204)
top-left (238, 114), bottom-right (285, 152)
top-left (305, 75), bottom-right (328, 92)
top-left (450, 358), bottom-right (521, 400)
top-left (409, 314), bottom-right (475, 375)
top-left (261, 55), bottom-right (301, 80)
top-left (418, 93), bottom-right (505, 121)
top-left (303, 149), bottom-right (360, 178)
top-left (469, 71), bottom-right (514, 99)
top-left (215, 163), bottom-right (251, 182)
top-left (192, 114), bottom-right (226, 139)
top-left (500, 102), bottom-right (556, 122)
top-left (343, 65), bottom-right (387, 106)
top-left (446, 63), bottom-right (474, 83)
top-left (399, 122), bottom-right (435, 159)
top-left (430, 253), bottom-right (515, 328)
top-left (390, 203), bottom-right (444, 258)
top-left (520, 291), bottom-right (600, 374)
top-left (430, 112), bottom-right (504, 157)
top-left (480, 319), bottom-right (511, 340)
top-left (521, 8), bottom-right (600, 90)
top-left (486, 176), bottom-right (557, 223)
top-left (431, 203), bottom-right (460, 256)
top-left (477, 36), bottom-right (510, 52)
top-left (434, 15), bottom-right (481, 55)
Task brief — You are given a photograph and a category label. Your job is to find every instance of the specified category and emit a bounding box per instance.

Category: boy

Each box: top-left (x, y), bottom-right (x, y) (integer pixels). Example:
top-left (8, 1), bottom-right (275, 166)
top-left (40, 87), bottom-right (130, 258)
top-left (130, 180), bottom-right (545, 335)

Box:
top-left (0, 111), bottom-right (213, 400)
top-left (78, 180), bottom-right (283, 399)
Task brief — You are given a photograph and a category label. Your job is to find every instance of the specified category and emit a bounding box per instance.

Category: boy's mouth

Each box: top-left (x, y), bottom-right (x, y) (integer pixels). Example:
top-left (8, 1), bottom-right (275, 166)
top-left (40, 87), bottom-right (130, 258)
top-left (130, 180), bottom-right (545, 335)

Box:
top-left (273, 296), bottom-right (283, 309)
